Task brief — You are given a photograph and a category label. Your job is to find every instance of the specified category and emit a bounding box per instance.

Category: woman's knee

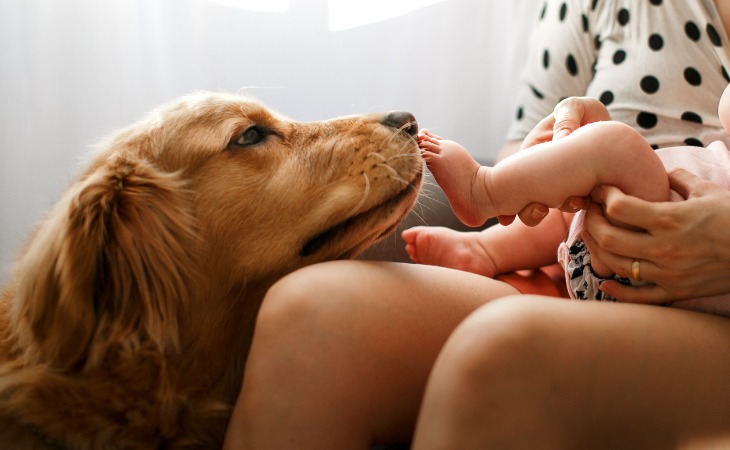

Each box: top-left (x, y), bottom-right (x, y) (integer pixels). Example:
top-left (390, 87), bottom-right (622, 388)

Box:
top-left (415, 296), bottom-right (574, 447)
top-left (256, 262), bottom-right (348, 333)
top-left (437, 295), bottom-right (568, 389)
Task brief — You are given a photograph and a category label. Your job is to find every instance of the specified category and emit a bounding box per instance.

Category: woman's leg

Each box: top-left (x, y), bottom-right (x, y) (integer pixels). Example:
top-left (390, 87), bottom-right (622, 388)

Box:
top-left (223, 260), bottom-right (520, 450)
top-left (413, 296), bottom-right (730, 449)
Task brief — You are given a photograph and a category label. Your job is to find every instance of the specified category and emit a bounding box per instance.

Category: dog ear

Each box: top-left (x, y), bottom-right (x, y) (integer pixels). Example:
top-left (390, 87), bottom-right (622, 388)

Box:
top-left (11, 155), bottom-right (197, 370)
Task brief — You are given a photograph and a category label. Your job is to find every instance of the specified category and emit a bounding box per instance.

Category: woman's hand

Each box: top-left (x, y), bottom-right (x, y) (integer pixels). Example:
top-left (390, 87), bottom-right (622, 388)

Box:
top-left (501, 97), bottom-right (610, 226)
top-left (583, 169), bottom-right (730, 303)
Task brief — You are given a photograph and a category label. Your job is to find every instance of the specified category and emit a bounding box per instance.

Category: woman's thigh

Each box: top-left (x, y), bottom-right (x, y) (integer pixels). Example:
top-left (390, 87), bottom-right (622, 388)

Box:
top-left (226, 261), bottom-right (520, 449)
top-left (415, 296), bottom-right (730, 449)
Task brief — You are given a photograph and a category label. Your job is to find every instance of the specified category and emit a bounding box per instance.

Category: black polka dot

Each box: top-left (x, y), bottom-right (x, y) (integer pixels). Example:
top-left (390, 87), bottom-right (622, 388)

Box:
top-left (685, 21), bottom-right (701, 41)
top-left (600, 91), bottom-right (614, 106)
top-left (707, 23), bottom-right (723, 46)
top-left (648, 34), bottom-right (664, 51)
top-left (594, 35), bottom-right (602, 50)
top-left (613, 49), bottom-right (626, 64)
top-left (681, 112), bottom-right (703, 124)
top-left (617, 8), bottom-right (630, 26)
top-left (591, 0), bottom-right (598, 11)
top-left (684, 67), bottom-right (702, 86)
top-left (582, 14), bottom-right (589, 33)
top-left (516, 106), bottom-right (524, 120)
top-left (685, 137), bottom-right (703, 147)
top-left (637, 112), bottom-right (658, 129)
top-left (640, 75), bottom-right (660, 94)
top-left (723, 66), bottom-right (730, 82)
top-left (651, 144), bottom-right (660, 150)
top-left (559, 2), bottom-right (568, 21)
top-left (530, 85), bottom-right (545, 100)
top-left (649, 0), bottom-right (662, 5)
top-left (566, 54), bottom-right (578, 76)
top-left (540, 2), bottom-right (547, 20)
top-left (543, 49), bottom-right (550, 69)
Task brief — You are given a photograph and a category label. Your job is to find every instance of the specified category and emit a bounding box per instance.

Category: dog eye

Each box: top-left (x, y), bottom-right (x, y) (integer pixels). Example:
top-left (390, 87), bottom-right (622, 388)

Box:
top-left (231, 126), bottom-right (266, 147)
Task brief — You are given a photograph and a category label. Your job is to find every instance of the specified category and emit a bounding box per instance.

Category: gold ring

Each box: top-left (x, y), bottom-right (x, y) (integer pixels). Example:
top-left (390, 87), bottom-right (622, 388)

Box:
top-left (631, 259), bottom-right (641, 281)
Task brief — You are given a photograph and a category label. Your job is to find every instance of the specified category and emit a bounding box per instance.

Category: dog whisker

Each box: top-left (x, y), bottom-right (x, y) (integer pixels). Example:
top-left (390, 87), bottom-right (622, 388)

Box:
top-left (408, 202), bottom-right (429, 226)
top-left (415, 184), bottom-right (450, 210)
top-left (347, 172), bottom-right (371, 217)
top-left (414, 199), bottom-right (438, 215)
top-left (398, 121), bottom-right (417, 135)
top-left (376, 163), bottom-right (399, 177)
top-left (385, 121), bottom-right (417, 146)
top-left (367, 152), bottom-right (388, 162)
top-left (388, 153), bottom-right (421, 161)
top-left (423, 195), bottom-right (450, 210)
top-left (377, 164), bottom-right (410, 185)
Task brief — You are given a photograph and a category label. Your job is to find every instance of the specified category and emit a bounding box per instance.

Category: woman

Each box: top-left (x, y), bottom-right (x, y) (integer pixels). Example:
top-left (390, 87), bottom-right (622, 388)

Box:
top-left (223, 1), bottom-right (730, 448)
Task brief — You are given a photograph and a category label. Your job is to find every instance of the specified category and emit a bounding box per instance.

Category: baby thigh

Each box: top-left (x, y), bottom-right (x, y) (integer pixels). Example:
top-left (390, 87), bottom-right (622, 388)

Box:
top-left (413, 296), bottom-right (730, 450)
top-left (226, 260), bottom-right (520, 450)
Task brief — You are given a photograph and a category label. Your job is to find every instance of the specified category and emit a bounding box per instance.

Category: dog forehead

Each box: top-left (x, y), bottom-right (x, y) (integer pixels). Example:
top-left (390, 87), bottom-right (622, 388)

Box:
top-left (184, 92), bottom-right (286, 123)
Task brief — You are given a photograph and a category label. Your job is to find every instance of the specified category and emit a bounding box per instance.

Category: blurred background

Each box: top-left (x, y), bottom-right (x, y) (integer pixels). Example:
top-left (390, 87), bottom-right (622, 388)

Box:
top-left (0, 0), bottom-right (538, 284)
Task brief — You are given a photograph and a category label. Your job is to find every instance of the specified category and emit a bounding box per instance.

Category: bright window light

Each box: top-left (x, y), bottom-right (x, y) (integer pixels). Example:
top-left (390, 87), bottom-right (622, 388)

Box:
top-left (206, 0), bottom-right (289, 12)
top-left (328, 0), bottom-right (447, 31)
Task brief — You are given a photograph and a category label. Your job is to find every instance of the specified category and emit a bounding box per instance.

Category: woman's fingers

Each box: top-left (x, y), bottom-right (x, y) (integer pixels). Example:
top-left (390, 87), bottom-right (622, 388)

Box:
top-left (515, 203), bottom-right (549, 227)
top-left (582, 227), bottom-right (649, 279)
top-left (520, 114), bottom-right (557, 149)
top-left (592, 185), bottom-right (661, 231)
top-left (598, 279), bottom-right (672, 304)
top-left (552, 97), bottom-right (612, 139)
top-left (668, 167), bottom-right (728, 199)
top-left (582, 201), bottom-right (651, 260)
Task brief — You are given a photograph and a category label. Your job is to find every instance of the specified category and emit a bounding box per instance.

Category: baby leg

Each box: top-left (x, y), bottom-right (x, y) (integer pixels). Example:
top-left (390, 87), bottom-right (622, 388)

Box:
top-left (487, 121), bottom-right (670, 213)
top-left (401, 226), bottom-right (498, 276)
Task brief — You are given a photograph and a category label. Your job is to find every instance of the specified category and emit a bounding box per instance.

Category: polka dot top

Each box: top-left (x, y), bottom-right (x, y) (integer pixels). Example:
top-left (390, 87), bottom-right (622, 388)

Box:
top-left (507, 0), bottom-right (730, 148)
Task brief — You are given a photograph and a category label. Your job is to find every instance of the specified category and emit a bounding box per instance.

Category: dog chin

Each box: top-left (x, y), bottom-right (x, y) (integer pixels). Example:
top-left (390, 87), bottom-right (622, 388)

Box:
top-left (301, 168), bottom-right (423, 259)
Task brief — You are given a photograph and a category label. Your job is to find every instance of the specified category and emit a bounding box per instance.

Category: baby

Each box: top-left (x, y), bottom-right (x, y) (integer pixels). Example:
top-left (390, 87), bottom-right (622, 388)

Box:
top-left (404, 94), bottom-right (730, 314)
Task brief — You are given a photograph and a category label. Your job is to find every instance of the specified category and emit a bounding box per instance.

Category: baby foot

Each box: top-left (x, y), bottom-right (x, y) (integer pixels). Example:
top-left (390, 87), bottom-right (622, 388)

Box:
top-left (418, 130), bottom-right (494, 227)
top-left (402, 226), bottom-right (498, 277)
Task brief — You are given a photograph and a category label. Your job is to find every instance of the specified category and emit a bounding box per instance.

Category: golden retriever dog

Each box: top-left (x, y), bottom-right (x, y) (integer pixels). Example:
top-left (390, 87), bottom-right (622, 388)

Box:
top-left (0, 91), bottom-right (423, 449)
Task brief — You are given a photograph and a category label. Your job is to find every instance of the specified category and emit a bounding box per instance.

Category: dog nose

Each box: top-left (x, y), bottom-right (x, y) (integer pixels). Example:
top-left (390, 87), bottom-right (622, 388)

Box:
top-left (382, 111), bottom-right (418, 137)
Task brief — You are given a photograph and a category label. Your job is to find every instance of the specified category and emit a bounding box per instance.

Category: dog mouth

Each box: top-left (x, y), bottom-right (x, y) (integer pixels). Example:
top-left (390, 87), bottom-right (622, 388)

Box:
top-left (301, 169), bottom-right (423, 259)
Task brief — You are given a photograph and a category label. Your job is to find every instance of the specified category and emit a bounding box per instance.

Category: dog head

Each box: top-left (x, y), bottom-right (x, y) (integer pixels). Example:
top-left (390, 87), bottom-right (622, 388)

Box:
top-left (6, 91), bottom-right (423, 372)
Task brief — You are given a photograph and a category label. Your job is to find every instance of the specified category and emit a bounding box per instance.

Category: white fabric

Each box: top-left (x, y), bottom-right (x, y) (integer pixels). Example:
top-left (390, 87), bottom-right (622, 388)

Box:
top-left (508, 0), bottom-right (730, 149)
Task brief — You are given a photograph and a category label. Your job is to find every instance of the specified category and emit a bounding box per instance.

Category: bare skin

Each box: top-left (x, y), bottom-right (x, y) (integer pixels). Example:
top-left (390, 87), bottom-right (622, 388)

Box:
top-left (224, 254), bottom-right (730, 449)
top-left (224, 99), bottom-right (730, 449)
top-left (412, 294), bottom-right (730, 449)
top-left (223, 261), bottom-right (520, 449)
top-left (405, 119), bottom-right (669, 278)
top-left (585, 171), bottom-right (730, 302)
top-left (402, 226), bottom-right (498, 276)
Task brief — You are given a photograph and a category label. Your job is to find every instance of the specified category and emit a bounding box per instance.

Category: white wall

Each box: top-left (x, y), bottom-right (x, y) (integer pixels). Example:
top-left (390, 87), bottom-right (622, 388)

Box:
top-left (0, 0), bottom-right (538, 284)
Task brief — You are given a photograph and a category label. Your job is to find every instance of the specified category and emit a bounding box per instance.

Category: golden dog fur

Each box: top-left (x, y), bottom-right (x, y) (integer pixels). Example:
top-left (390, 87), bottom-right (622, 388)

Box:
top-left (0, 91), bottom-right (423, 448)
